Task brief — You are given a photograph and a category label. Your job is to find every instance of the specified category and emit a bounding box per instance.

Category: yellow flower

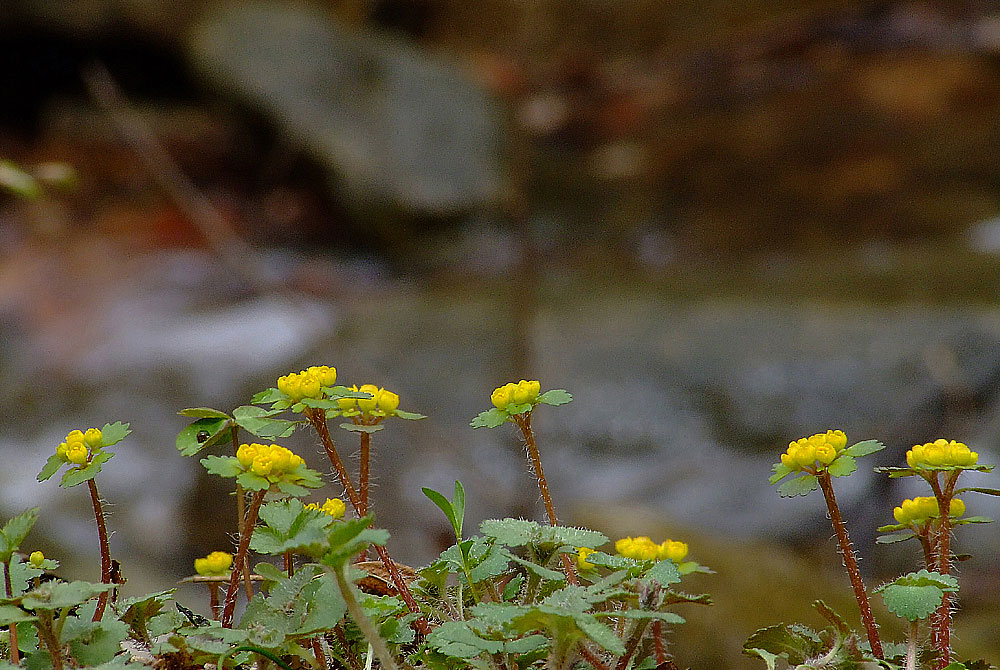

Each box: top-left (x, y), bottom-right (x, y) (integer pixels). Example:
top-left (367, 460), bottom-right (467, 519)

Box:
top-left (658, 540), bottom-right (689, 563)
top-left (892, 496), bottom-right (966, 525)
top-left (319, 498), bottom-right (346, 518)
top-left (577, 547), bottom-right (596, 571)
top-left (194, 551), bottom-right (233, 576)
top-left (338, 385), bottom-right (358, 412)
top-left (906, 439), bottom-right (978, 469)
top-left (512, 380), bottom-right (541, 405)
top-left (780, 431), bottom-right (849, 473)
top-left (28, 551), bottom-right (45, 568)
top-left (377, 388), bottom-right (400, 414)
top-left (66, 442), bottom-right (89, 465)
top-left (84, 428), bottom-right (103, 448)
top-left (300, 377), bottom-right (322, 400)
top-left (306, 365), bottom-right (337, 387)
top-left (357, 384), bottom-right (379, 413)
top-left (236, 443), bottom-right (259, 469)
top-left (252, 454), bottom-right (274, 477)
top-left (615, 536), bottom-right (660, 561)
top-left (65, 430), bottom-right (84, 444)
top-left (491, 383), bottom-right (516, 410)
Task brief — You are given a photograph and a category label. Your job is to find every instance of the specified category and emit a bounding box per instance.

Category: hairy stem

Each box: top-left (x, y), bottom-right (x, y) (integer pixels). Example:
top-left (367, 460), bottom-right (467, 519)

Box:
top-left (615, 620), bottom-right (650, 670)
top-left (36, 612), bottom-right (64, 670)
top-left (359, 431), bottom-right (371, 517)
top-left (816, 472), bottom-right (882, 659)
top-left (208, 583), bottom-right (221, 620)
top-left (930, 471), bottom-right (960, 669)
top-left (4, 561), bottom-right (18, 663)
top-left (88, 478), bottom-right (112, 621)
top-left (221, 489), bottom-right (266, 628)
top-left (306, 408), bottom-right (429, 633)
top-left (231, 426), bottom-right (254, 599)
top-left (652, 620), bottom-right (666, 664)
top-left (512, 413), bottom-right (579, 585)
top-left (906, 619), bottom-right (918, 670)
top-left (579, 643), bottom-right (612, 670)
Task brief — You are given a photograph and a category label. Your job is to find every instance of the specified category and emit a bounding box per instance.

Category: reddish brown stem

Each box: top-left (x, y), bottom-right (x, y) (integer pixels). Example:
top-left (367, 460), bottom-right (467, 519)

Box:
top-left (816, 472), bottom-right (883, 659)
top-left (231, 426), bottom-right (254, 600)
top-left (5, 561), bottom-right (18, 663)
top-left (359, 431), bottom-right (371, 517)
top-left (306, 409), bottom-right (429, 634)
top-left (579, 643), bottom-right (612, 670)
top-left (310, 637), bottom-right (326, 670)
top-left (512, 413), bottom-right (579, 585)
top-left (284, 550), bottom-right (294, 577)
top-left (208, 583), bottom-right (221, 620)
top-left (652, 620), bottom-right (666, 664)
top-left (88, 478), bottom-right (112, 621)
top-left (221, 489), bottom-right (266, 628)
top-left (930, 472), bottom-right (960, 669)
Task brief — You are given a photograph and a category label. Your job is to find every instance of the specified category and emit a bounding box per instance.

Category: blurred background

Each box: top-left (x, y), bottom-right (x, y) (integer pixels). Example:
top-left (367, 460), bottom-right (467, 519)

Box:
top-left (3, 0), bottom-right (1000, 666)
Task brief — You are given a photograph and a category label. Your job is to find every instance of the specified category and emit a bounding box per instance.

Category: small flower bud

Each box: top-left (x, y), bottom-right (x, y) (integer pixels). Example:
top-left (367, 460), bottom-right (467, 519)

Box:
top-left (83, 428), bottom-right (103, 448)
top-left (357, 384), bottom-right (379, 412)
top-left (28, 551), bottom-right (45, 568)
top-left (377, 388), bottom-right (400, 414)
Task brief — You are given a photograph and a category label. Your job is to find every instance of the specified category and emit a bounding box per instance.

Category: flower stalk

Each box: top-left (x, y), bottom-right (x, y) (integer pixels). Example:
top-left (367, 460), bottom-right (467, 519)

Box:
top-left (816, 471), bottom-right (882, 659)
top-left (87, 479), bottom-right (112, 621)
top-left (221, 489), bottom-right (266, 628)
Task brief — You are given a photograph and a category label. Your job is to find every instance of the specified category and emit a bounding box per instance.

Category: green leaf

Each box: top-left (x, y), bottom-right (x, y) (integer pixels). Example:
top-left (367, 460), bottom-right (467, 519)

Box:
top-left (21, 581), bottom-right (116, 610)
top-left (252, 388), bottom-right (285, 404)
top-left (812, 600), bottom-right (850, 637)
top-left (66, 617), bottom-right (129, 665)
top-left (236, 472), bottom-right (271, 492)
top-left (178, 407), bottom-right (231, 419)
top-left (37, 453), bottom-right (65, 483)
top-left (954, 516), bottom-right (994, 525)
top-left (470, 408), bottom-right (508, 429)
top-left (604, 610), bottom-right (685, 624)
top-left (480, 519), bottom-right (608, 550)
top-left (60, 451), bottom-right (114, 488)
top-left (744, 647), bottom-right (780, 670)
top-left (645, 559), bottom-right (682, 587)
top-left (299, 398), bottom-right (343, 410)
top-left (507, 554), bottom-right (563, 582)
top-left (250, 499), bottom-right (333, 556)
top-left (538, 390), bottom-right (572, 406)
top-left (321, 516), bottom-right (389, 568)
top-left (876, 531), bottom-right (915, 544)
top-left (232, 406), bottom-right (296, 439)
top-left (0, 604), bottom-right (36, 626)
top-left (98, 422), bottom-right (131, 447)
top-left (426, 621), bottom-right (504, 658)
top-left (393, 410), bottom-right (427, 420)
top-left (338, 423), bottom-right (384, 434)
top-left (768, 462), bottom-right (793, 484)
top-left (422, 482), bottom-right (465, 540)
top-left (827, 454), bottom-right (857, 477)
top-left (876, 569), bottom-right (958, 591)
top-left (843, 439), bottom-right (885, 457)
top-left (200, 455), bottom-right (242, 478)
top-left (0, 508), bottom-right (39, 561)
top-left (878, 584), bottom-right (944, 621)
top-left (176, 417), bottom-right (231, 456)
top-left (777, 474), bottom-right (818, 497)
top-left (954, 487), bottom-right (1000, 496)
top-left (742, 624), bottom-right (822, 666)
top-left (574, 616), bottom-right (624, 655)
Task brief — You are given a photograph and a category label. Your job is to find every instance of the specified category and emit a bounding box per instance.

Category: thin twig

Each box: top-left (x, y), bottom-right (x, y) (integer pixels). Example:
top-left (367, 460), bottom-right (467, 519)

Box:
top-left (88, 479), bottom-right (112, 621)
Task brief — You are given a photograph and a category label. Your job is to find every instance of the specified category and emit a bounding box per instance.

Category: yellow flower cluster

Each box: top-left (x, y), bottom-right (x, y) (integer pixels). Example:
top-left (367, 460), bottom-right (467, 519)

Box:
top-left (491, 380), bottom-right (541, 410)
top-left (236, 443), bottom-right (305, 479)
top-left (780, 430), bottom-right (848, 471)
top-left (306, 498), bottom-right (346, 519)
top-left (55, 428), bottom-right (103, 466)
top-left (194, 551), bottom-right (233, 576)
top-left (338, 384), bottom-right (400, 415)
top-left (277, 365), bottom-right (338, 402)
top-left (906, 439), bottom-right (978, 469)
top-left (28, 551), bottom-right (45, 568)
top-left (615, 536), bottom-right (689, 562)
top-left (893, 497), bottom-right (966, 525)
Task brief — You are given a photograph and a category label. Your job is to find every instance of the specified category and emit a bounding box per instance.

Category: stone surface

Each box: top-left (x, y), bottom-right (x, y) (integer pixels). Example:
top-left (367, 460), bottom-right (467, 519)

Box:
top-left (188, 2), bottom-right (503, 216)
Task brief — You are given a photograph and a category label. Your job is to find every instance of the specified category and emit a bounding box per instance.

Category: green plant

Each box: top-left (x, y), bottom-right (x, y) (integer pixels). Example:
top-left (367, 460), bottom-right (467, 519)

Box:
top-left (746, 432), bottom-right (996, 670)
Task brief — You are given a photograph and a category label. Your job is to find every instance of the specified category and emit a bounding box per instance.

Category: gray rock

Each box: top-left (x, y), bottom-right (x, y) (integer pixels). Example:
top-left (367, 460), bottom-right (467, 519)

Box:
top-left (188, 2), bottom-right (503, 215)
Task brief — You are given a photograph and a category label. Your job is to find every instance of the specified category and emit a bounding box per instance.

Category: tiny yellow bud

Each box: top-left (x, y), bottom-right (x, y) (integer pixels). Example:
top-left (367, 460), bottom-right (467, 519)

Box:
top-left (815, 444), bottom-right (837, 465)
top-left (195, 551), bottom-right (233, 576)
top-left (577, 547), bottom-right (596, 571)
top-left (658, 540), bottom-right (688, 563)
top-left (793, 444), bottom-right (816, 467)
top-left (28, 551), bottom-right (45, 567)
top-left (83, 428), bottom-right (103, 448)
top-left (252, 454), bottom-right (274, 477)
top-left (56, 442), bottom-right (69, 461)
top-left (320, 498), bottom-right (346, 518)
top-left (512, 380), bottom-right (541, 405)
top-left (65, 430), bottom-right (84, 443)
top-left (300, 377), bottom-right (322, 399)
top-left (491, 384), bottom-right (514, 410)
top-left (826, 430), bottom-right (847, 451)
top-left (357, 384), bottom-right (379, 412)
top-left (66, 442), bottom-right (89, 465)
top-left (236, 444), bottom-right (258, 469)
top-left (377, 388), bottom-right (400, 414)
top-left (949, 498), bottom-right (966, 518)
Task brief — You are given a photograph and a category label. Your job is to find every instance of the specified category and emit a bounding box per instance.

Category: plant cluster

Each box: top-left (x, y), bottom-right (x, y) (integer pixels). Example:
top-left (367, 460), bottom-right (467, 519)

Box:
top-left (747, 432), bottom-right (997, 670)
top-left (0, 372), bottom-right (711, 670)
